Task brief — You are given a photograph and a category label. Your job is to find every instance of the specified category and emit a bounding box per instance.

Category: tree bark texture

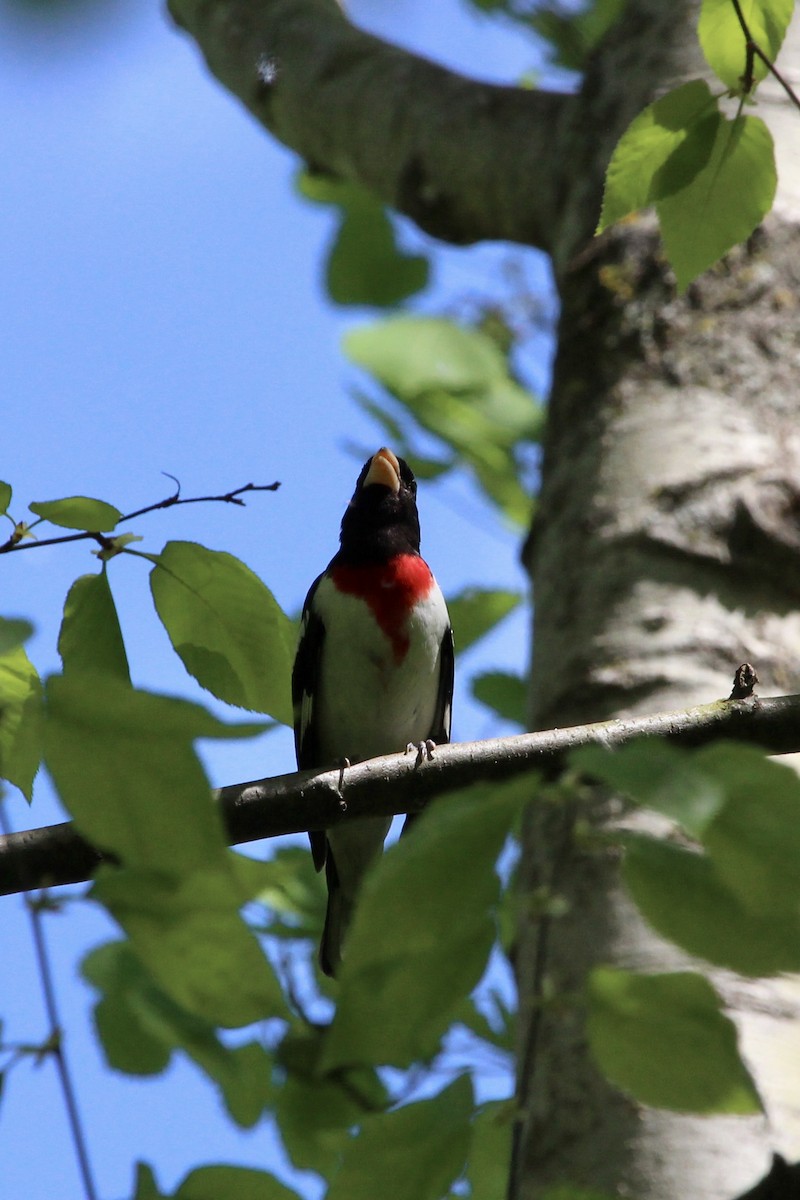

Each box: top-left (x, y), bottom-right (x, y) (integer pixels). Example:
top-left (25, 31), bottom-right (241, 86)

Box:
top-left (520, 6), bottom-right (800, 1199)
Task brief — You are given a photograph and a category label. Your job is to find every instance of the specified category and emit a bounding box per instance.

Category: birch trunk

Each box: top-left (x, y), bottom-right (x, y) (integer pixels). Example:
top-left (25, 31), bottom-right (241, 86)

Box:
top-left (517, 8), bottom-right (800, 1197)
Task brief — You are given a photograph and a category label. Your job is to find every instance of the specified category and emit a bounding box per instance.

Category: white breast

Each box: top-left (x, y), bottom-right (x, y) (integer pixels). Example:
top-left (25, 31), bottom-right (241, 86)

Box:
top-left (312, 572), bottom-right (450, 764)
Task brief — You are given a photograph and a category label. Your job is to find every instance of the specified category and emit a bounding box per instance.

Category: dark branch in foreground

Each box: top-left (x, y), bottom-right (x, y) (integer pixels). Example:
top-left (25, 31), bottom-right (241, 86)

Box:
top-left (3, 690), bottom-right (800, 898)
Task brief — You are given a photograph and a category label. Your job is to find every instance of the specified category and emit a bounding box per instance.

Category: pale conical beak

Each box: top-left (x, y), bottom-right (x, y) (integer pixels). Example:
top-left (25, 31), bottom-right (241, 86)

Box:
top-left (364, 447), bottom-right (401, 493)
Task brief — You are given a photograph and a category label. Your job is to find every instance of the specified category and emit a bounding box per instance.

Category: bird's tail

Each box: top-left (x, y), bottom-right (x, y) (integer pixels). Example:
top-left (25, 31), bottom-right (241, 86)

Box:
top-left (319, 855), bottom-right (353, 978)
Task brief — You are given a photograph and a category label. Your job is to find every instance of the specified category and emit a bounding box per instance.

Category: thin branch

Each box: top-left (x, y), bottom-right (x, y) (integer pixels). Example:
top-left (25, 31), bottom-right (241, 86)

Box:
top-left (730, 0), bottom-right (800, 111)
top-left (0, 805), bottom-right (98, 1200)
top-left (3, 688), bottom-right (800, 897)
top-left (0, 481), bottom-right (281, 556)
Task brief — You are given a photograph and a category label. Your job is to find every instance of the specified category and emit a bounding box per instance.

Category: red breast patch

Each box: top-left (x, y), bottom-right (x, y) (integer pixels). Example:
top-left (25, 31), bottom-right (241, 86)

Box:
top-left (331, 555), bottom-right (434, 663)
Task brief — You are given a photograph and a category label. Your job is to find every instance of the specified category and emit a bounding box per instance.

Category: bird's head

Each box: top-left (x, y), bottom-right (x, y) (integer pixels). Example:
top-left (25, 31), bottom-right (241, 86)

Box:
top-left (338, 447), bottom-right (421, 561)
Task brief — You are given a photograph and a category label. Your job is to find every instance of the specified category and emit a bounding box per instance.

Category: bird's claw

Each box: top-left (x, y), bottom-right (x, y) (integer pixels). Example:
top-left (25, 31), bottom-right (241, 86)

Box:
top-left (337, 757), bottom-right (350, 811)
top-left (406, 739), bottom-right (436, 768)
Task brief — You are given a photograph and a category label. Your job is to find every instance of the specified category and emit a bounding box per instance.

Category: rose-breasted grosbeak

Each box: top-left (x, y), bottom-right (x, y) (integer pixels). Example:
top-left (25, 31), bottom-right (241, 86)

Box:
top-left (293, 447), bottom-right (454, 977)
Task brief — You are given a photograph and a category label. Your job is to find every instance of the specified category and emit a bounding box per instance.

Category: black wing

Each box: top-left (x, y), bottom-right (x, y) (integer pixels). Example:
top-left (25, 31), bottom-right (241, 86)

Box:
top-left (292, 573), bottom-right (328, 871)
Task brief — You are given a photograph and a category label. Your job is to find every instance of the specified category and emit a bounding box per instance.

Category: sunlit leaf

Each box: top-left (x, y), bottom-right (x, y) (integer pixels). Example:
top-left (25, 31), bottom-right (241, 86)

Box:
top-left (58, 571), bottom-right (130, 682)
top-left (0, 645), bottom-right (43, 799)
top-left (472, 670), bottom-right (527, 727)
top-left (91, 867), bottom-right (288, 1028)
top-left (696, 744), bottom-right (800, 917)
top-left (464, 1100), bottom-right (514, 1200)
top-left (446, 587), bottom-right (522, 655)
top-left (344, 316), bottom-right (541, 525)
top-left (322, 776), bottom-right (533, 1070)
top-left (150, 541), bottom-right (294, 722)
top-left (0, 618), bottom-right (34, 655)
top-left (45, 675), bottom-right (280, 1026)
top-left (298, 171), bottom-right (429, 307)
top-left (275, 1027), bottom-right (388, 1174)
top-left (28, 495), bottom-right (121, 531)
top-left (83, 941), bottom-right (274, 1124)
top-left (657, 113), bottom-right (776, 291)
top-left (587, 967), bottom-right (761, 1113)
top-left (599, 80), bottom-right (717, 230)
top-left (0, 482), bottom-right (11, 515)
top-left (175, 1164), bottom-right (301, 1199)
top-left (327, 1076), bottom-right (473, 1200)
top-left (572, 740), bottom-right (726, 837)
top-left (698, 0), bottom-right (794, 91)
top-left (623, 835), bottom-right (800, 976)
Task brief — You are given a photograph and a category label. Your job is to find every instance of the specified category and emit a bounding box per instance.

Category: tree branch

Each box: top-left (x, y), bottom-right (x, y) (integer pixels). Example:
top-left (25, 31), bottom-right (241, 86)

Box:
top-left (2, 689), bottom-right (800, 897)
top-left (0, 481), bottom-right (280, 556)
top-left (166, 0), bottom-right (572, 248)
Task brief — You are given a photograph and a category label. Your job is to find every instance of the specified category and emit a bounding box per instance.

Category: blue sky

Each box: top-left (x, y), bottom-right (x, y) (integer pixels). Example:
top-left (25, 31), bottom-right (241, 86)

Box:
top-left (1, 2), bottom-right (556, 1196)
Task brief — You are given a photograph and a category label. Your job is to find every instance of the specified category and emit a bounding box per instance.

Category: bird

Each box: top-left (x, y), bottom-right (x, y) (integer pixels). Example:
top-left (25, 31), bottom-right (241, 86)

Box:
top-left (292, 447), bottom-right (454, 977)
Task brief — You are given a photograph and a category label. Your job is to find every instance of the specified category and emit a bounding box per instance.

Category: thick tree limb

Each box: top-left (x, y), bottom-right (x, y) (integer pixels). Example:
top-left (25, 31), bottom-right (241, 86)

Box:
top-left (2, 690), bottom-right (800, 897)
top-left (166, 0), bottom-right (571, 248)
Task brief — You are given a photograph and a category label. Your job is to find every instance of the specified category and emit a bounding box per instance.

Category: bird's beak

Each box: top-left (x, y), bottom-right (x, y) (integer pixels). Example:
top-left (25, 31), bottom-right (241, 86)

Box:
top-left (364, 447), bottom-right (401, 494)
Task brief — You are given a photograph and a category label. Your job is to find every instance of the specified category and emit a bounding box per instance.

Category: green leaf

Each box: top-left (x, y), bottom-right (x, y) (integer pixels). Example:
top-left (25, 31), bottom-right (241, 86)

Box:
top-left (245, 845), bottom-right (326, 941)
top-left (531, 0), bottom-right (626, 70)
top-left (699, 0), bottom-right (795, 91)
top-left (58, 572), bottom-right (130, 683)
top-left (0, 618), bottom-right (34, 655)
top-left (0, 482), bottom-right (11, 515)
top-left (322, 776), bottom-right (533, 1070)
top-left (327, 1076), bottom-right (473, 1200)
top-left (83, 941), bottom-right (274, 1125)
top-left (599, 80), bottom-right (717, 230)
top-left (595, 739), bottom-right (800, 932)
top-left (28, 496), bottom-right (122, 531)
top-left (472, 670), bottom-right (527, 727)
top-left (0, 646), bottom-right (43, 799)
top-left (623, 835), bottom-right (800, 976)
top-left (658, 112), bottom-right (776, 291)
top-left (175, 1165), bottom-right (301, 1200)
top-left (150, 541), bottom-right (294, 722)
top-left (587, 967), bottom-right (761, 1114)
top-left (274, 1028), bottom-right (388, 1174)
top-left (91, 866), bottom-right (288, 1028)
top-left (464, 1100), bottom-right (514, 1200)
top-left (133, 1163), bottom-right (166, 1200)
top-left (45, 675), bottom-right (280, 1026)
top-left (44, 674), bottom-right (261, 872)
top-left (299, 171), bottom-right (429, 307)
top-left (696, 744), bottom-right (800, 917)
top-left (571, 740), bottom-right (726, 837)
top-left (446, 587), bottom-right (522, 655)
top-left (344, 316), bottom-right (541, 525)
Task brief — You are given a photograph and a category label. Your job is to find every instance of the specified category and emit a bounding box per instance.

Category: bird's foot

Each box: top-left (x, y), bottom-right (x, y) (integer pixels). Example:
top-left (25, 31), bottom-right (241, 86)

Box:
top-left (406, 739), bottom-right (436, 768)
top-left (336, 757), bottom-right (350, 812)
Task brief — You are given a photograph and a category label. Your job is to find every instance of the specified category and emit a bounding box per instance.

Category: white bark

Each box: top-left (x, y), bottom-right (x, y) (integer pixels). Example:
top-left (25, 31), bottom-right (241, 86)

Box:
top-left (518, 8), bottom-right (800, 1198)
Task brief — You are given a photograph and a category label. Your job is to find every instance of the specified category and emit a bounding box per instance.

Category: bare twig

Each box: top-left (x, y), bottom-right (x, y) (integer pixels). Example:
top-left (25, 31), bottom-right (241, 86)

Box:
top-left (3, 687), bottom-right (800, 898)
top-left (0, 481), bottom-right (281, 556)
top-left (730, 0), bottom-right (800, 111)
top-left (0, 804), bottom-right (98, 1200)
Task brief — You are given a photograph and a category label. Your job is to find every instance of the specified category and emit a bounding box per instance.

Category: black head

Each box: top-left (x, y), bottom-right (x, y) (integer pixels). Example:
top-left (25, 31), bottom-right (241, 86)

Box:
top-left (336, 448), bottom-right (421, 565)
